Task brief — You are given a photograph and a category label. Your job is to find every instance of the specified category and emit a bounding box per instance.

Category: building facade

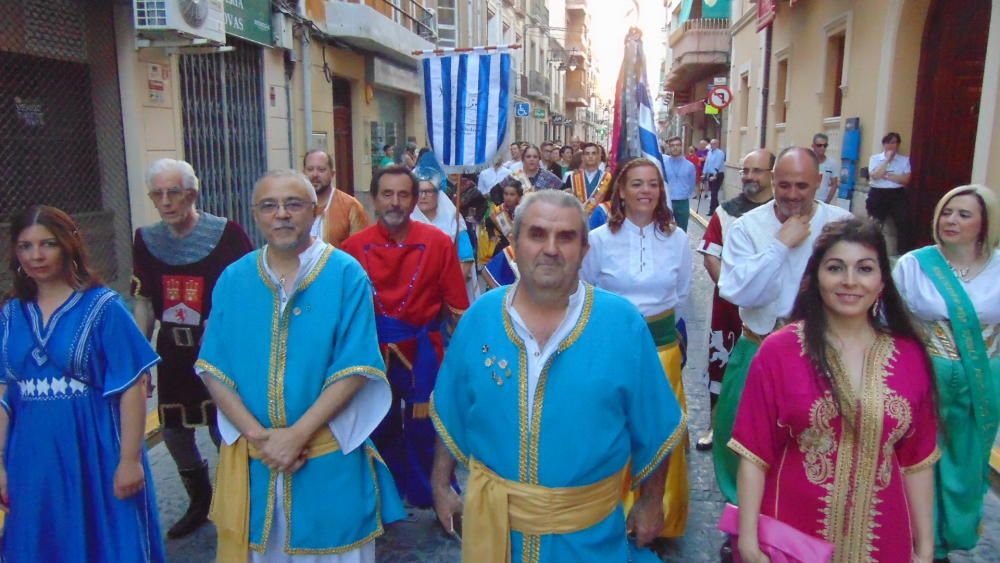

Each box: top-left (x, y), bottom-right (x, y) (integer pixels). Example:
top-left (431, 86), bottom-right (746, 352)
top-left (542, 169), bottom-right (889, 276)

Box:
top-left (0, 0), bottom-right (597, 293)
top-left (724, 0), bottom-right (1000, 244)
top-left (661, 0), bottom-right (732, 148)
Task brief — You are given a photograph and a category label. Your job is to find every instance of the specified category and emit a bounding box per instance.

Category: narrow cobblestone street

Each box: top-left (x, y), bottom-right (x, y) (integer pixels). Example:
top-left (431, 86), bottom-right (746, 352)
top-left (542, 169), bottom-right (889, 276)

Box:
top-left (151, 213), bottom-right (1000, 562)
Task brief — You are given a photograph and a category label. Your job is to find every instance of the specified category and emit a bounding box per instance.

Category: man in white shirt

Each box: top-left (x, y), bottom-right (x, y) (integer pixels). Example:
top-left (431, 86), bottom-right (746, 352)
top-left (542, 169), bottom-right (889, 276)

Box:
top-left (477, 155), bottom-right (511, 196)
top-left (812, 133), bottom-right (840, 204)
top-left (503, 142), bottom-right (524, 172)
top-left (712, 147), bottom-right (852, 505)
top-left (866, 131), bottom-right (913, 252)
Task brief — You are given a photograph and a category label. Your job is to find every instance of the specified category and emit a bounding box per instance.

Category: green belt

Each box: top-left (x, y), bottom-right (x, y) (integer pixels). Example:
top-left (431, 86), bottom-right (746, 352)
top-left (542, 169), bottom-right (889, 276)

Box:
top-left (645, 309), bottom-right (677, 347)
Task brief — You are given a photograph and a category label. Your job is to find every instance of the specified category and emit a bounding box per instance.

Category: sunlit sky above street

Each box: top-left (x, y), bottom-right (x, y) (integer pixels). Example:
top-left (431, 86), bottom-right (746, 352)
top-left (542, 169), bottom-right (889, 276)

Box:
top-left (589, 0), bottom-right (667, 100)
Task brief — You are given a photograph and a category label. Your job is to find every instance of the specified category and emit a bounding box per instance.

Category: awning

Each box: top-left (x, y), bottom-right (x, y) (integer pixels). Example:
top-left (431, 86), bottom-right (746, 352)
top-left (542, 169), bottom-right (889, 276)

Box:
top-left (675, 100), bottom-right (705, 115)
top-left (757, 0), bottom-right (776, 32)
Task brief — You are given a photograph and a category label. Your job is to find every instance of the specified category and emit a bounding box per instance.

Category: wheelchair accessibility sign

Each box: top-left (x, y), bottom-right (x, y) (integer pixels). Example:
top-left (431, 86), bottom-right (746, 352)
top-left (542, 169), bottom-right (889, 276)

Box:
top-left (515, 102), bottom-right (531, 118)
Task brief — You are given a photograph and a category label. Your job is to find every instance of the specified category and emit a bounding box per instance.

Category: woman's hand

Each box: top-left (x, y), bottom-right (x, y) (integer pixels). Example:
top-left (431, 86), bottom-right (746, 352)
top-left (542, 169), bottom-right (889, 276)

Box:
top-left (113, 459), bottom-right (145, 499)
top-left (737, 537), bottom-right (771, 563)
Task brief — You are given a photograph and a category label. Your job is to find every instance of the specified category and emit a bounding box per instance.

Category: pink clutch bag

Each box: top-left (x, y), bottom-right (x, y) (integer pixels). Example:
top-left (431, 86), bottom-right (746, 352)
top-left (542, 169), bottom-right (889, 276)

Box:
top-left (718, 503), bottom-right (834, 563)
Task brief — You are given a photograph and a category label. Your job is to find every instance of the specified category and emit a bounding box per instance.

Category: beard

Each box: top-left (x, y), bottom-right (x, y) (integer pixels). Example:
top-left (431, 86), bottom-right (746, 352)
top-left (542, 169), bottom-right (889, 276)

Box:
top-left (742, 181), bottom-right (764, 197)
top-left (379, 206), bottom-right (408, 228)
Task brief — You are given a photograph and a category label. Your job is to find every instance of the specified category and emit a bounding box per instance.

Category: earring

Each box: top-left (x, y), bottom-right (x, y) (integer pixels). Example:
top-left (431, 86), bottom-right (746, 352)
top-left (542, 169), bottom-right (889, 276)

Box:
top-left (16, 265), bottom-right (25, 276)
top-left (871, 296), bottom-right (882, 319)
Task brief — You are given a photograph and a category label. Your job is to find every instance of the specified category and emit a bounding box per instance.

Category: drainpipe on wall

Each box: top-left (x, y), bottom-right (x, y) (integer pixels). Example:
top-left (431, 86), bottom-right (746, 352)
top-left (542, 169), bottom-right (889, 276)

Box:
top-left (299, 0), bottom-right (312, 155)
top-left (759, 24), bottom-right (772, 149)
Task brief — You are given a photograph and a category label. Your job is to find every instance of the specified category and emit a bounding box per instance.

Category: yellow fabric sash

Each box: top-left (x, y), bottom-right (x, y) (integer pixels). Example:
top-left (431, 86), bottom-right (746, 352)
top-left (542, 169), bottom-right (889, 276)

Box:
top-left (210, 428), bottom-right (341, 561)
top-left (462, 457), bottom-right (626, 563)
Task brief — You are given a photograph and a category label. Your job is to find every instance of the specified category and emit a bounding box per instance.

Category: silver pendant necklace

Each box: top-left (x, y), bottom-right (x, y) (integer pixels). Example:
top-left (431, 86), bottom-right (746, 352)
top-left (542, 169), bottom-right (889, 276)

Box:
top-left (945, 259), bottom-right (972, 282)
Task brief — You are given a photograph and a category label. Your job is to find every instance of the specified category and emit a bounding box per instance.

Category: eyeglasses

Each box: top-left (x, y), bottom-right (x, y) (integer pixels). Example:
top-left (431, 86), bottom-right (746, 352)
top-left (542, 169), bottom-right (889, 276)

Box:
top-left (148, 187), bottom-right (187, 201)
top-left (254, 199), bottom-right (315, 215)
top-left (813, 143), bottom-right (828, 148)
top-left (740, 167), bottom-right (771, 176)
top-left (418, 189), bottom-right (438, 197)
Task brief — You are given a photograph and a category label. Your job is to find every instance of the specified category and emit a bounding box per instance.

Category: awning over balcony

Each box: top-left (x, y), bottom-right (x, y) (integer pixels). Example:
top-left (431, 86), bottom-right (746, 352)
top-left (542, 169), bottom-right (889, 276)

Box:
top-left (679, 0), bottom-right (731, 24)
top-left (675, 99), bottom-right (705, 115)
top-left (324, 1), bottom-right (434, 65)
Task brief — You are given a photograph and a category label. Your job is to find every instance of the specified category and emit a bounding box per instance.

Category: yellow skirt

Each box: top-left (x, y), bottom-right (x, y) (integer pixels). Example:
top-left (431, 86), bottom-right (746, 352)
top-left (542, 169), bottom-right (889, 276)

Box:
top-left (622, 338), bottom-right (688, 538)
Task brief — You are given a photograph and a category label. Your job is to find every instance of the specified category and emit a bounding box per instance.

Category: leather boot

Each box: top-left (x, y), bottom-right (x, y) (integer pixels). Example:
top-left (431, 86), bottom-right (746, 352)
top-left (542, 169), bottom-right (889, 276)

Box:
top-left (167, 460), bottom-right (212, 539)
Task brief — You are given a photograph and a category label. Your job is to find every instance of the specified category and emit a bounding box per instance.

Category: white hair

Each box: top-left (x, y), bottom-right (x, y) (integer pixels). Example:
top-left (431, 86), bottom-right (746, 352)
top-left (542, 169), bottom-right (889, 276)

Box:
top-left (252, 169), bottom-right (318, 203)
top-left (146, 158), bottom-right (199, 193)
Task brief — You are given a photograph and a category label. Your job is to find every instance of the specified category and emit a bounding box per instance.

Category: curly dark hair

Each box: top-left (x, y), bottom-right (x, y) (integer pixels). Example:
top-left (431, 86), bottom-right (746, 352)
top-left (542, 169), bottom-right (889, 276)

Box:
top-left (789, 217), bottom-right (932, 429)
top-left (606, 158), bottom-right (674, 235)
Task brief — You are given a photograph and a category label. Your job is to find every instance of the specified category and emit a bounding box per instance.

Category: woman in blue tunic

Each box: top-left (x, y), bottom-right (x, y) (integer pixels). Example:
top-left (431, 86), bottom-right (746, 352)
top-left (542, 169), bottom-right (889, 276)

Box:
top-left (0, 206), bottom-right (165, 562)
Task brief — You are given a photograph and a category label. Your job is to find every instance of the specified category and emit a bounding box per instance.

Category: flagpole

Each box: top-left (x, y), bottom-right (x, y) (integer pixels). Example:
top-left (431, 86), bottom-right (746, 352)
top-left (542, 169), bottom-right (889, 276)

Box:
top-left (412, 44), bottom-right (522, 56)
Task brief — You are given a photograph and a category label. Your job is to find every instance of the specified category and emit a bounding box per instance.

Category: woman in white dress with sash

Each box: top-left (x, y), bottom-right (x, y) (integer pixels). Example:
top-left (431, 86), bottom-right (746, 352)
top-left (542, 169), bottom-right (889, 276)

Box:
top-left (580, 157), bottom-right (691, 538)
top-left (892, 184), bottom-right (999, 561)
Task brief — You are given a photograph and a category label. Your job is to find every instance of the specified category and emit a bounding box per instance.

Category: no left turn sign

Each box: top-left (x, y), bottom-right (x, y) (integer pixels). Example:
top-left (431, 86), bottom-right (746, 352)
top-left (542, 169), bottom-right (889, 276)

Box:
top-left (707, 85), bottom-right (733, 110)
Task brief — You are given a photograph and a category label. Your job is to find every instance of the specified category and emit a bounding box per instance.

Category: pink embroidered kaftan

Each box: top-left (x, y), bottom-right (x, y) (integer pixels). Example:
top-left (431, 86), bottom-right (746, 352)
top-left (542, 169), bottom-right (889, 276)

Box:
top-left (729, 323), bottom-right (940, 562)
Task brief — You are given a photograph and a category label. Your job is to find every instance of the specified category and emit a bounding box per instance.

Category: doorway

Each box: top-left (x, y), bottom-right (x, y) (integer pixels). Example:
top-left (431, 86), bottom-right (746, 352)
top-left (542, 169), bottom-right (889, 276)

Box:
top-left (908, 0), bottom-right (991, 246)
top-left (332, 77), bottom-right (354, 195)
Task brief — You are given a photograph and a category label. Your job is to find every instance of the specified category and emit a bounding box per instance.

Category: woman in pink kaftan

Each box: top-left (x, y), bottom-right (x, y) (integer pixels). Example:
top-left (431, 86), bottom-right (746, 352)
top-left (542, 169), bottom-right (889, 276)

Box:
top-left (730, 218), bottom-right (939, 563)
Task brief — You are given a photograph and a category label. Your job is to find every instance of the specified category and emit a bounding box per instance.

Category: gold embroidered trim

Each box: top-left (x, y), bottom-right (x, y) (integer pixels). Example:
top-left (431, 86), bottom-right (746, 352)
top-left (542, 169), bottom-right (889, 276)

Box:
top-left (728, 437), bottom-right (770, 471)
top-left (429, 397), bottom-right (469, 466)
top-left (386, 343), bottom-right (413, 371)
top-left (297, 246), bottom-right (334, 292)
top-left (528, 286), bottom-right (594, 484)
top-left (130, 275), bottom-right (143, 297)
top-left (249, 471), bottom-right (278, 553)
top-left (157, 400), bottom-right (216, 429)
top-left (499, 287), bottom-right (529, 484)
top-left (821, 333), bottom-right (896, 562)
top-left (323, 365), bottom-right (387, 390)
top-left (273, 306), bottom-right (291, 426)
top-left (194, 359), bottom-right (237, 391)
top-left (878, 391), bottom-right (912, 488)
top-left (283, 444), bottom-right (387, 554)
top-left (924, 321), bottom-right (960, 361)
top-left (633, 409), bottom-right (688, 485)
top-left (798, 393), bottom-right (837, 485)
top-left (901, 447), bottom-right (941, 475)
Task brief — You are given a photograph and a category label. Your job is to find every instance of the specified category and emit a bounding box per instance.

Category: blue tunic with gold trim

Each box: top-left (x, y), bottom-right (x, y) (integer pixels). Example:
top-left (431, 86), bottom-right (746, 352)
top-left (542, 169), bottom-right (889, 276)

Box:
top-left (432, 285), bottom-right (686, 562)
top-left (196, 247), bottom-right (405, 554)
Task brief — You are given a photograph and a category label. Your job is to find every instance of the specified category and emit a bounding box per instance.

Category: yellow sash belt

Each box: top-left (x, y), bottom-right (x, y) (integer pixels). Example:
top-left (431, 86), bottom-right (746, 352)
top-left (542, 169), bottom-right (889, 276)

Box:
top-left (462, 457), bottom-right (626, 563)
top-left (210, 428), bottom-right (341, 561)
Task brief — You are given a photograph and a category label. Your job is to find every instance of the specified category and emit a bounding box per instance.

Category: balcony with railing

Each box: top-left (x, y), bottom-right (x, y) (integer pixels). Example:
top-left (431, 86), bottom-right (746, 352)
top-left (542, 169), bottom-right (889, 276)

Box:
top-left (565, 67), bottom-right (589, 109)
top-left (530, 1), bottom-right (549, 25)
top-left (516, 73), bottom-right (528, 98)
top-left (664, 18), bottom-right (730, 91)
top-left (325, 0), bottom-right (436, 63)
top-left (528, 70), bottom-right (551, 101)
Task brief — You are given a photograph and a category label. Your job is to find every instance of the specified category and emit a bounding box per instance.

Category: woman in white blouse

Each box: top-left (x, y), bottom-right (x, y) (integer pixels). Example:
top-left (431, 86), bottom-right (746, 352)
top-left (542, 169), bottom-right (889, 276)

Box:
top-left (892, 184), bottom-right (999, 561)
top-left (580, 157), bottom-right (691, 539)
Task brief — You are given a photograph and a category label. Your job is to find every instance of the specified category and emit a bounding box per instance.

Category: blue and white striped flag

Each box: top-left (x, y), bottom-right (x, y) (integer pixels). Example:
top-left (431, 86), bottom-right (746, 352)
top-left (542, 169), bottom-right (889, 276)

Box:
top-left (610, 28), bottom-right (670, 208)
top-left (421, 49), bottom-right (512, 172)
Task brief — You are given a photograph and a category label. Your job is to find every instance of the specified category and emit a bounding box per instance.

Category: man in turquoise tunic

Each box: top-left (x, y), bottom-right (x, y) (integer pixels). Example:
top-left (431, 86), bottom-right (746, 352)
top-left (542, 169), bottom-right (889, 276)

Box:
top-left (430, 190), bottom-right (686, 563)
top-left (196, 170), bottom-right (404, 561)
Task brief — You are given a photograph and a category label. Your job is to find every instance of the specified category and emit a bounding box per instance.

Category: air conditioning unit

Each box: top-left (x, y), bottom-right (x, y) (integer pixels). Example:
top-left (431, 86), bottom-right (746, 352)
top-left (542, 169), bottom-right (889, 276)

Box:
top-left (134, 0), bottom-right (226, 44)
